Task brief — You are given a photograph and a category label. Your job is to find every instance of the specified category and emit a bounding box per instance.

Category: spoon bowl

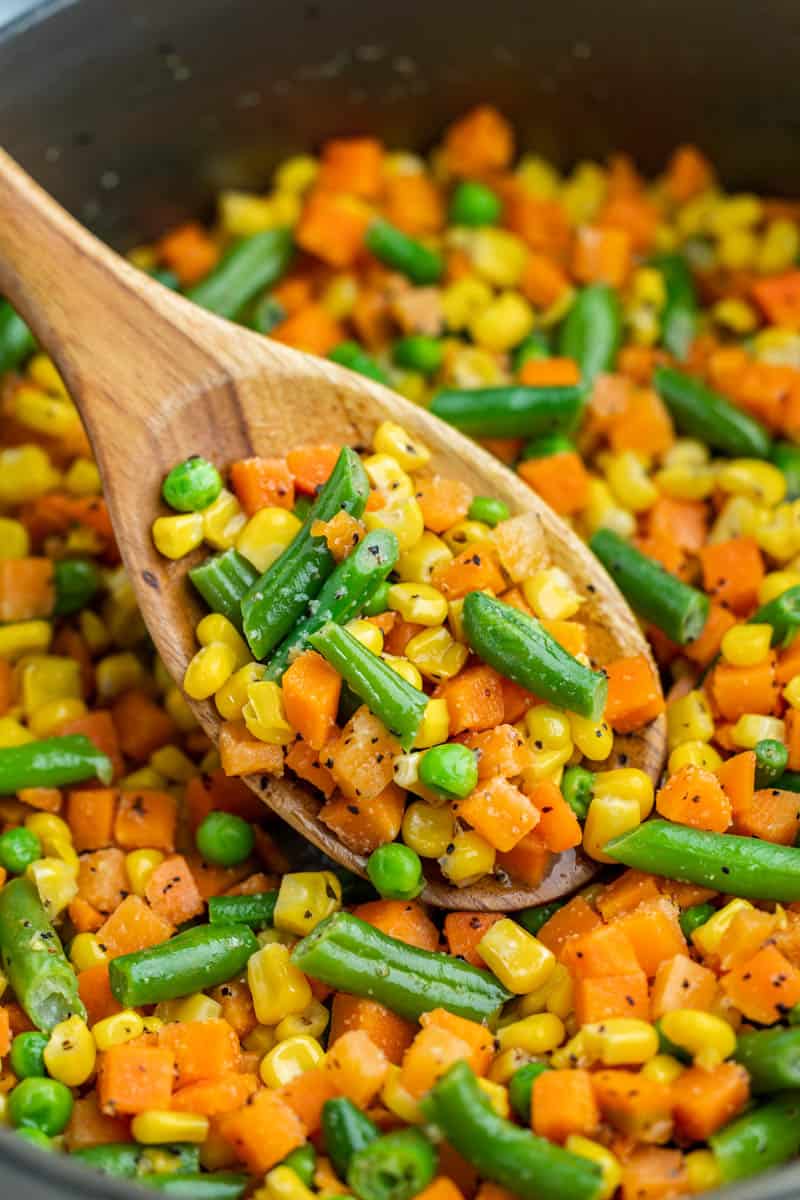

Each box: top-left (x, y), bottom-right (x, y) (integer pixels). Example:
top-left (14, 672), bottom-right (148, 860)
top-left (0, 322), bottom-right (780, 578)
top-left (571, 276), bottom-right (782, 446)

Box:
top-left (0, 150), bottom-right (666, 909)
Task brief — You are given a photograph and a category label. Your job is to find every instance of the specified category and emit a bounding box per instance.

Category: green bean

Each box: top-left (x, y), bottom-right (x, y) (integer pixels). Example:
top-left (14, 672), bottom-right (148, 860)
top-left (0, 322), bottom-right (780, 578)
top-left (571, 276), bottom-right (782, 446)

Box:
top-left (517, 899), bottom-right (565, 937)
top-left (561, 765), bottom-right (594, 821)
top-left (362, 580), bottom-right (391, 617)
top-left (392, 335), bottom-right (444, 375)
top-left (749, 584), bottom-right (800, 648)
top-left (463, 592), bottom-right (608, 721)
top-left (264, 530), bottom-right (399, 682)
top-left (654, 365), bottom-right (773, 458)
top-left (590, 528), bottom-right (709, 644)
top-left (653, 253), bottom-right (697, 360)
top-left (512, 331), bottom-right (550, 373)
top-left (144, 1174), bottom-right (249, 1199)
top-left (0, 735), bottom-right (113, 794)
top-left (186, 229), bottom-right (293, 319)
top-left (241, 447), bottom-right (369, 659)
top-left (208, 891), bottom-right (277, 927)
top-left (778, 770), bottom-right (800, 793)
top-left (109, 924), bottom-right (258, 1006)
top-left (72, 1143), bottom-right (200, 1179)
top-left (246, 294), bottom-right (287, 334)
top-left (329, 341), bottom-right (389, 385)
top-left (519, 433), bottom-right (575, 461)
top-left (430, 385), bottom-right (584, 439)
top-left (773, 440), bottom-right (800, 500)
top-left (606, 819), bottom-right (800, 901)
top-left (281, 1144), bottom-right (317, 1188)
top-left (508, 1061), bottom-right (551, 1123)
top-left (0, 300), bottom-right (36, 372)
top-left (189, 548), bottom-right (258, 631)
top-left (322, 1097), bottom-right (380, 1180)
top-left (291, 912), bottom-right (511, 1023)
top-left (710, 1092), bottom-right (800, 1184)
top-left (558, 283), bottom-right (621, 384)
top-left (52, 559), bottom-right (100, 616)
top-left (0, 879), bottom-right (86, 1031)
top-left (449, 181), bottom-right (502, 227)
top-left (309, 622), bottom-right (427, 750)
top-left (734, 1027), bottom-right (800, 1093)
top-left (365, 219), bottom-right (442, 284)
top-left (423, 1062), bottom-right (603, 1200)
top-left (754, 738), bottom-right (789, 789)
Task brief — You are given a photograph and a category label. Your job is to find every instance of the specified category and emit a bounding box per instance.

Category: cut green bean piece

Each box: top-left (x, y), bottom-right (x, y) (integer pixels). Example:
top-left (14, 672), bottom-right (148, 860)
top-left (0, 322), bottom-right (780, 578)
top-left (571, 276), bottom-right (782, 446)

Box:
top-left (520, 433), bottom-right (575, 461)
top-left (189, 548), bottom-right (259, 631)
top-left (365, 219), bottom-right (442, 284)
top-left (773, 440), bottom-right (800, 500)
top-left (561, 765), bottom-right (594, 821)
top-left (463, 593), bottom-right (608, 720)
top-left (590, 528), bottom-right (709, 644)
top-left (144, 1174), bottom-right (249, 1199)
top-left (393, 335), bottom-right (444, 375)
top-left (778, 770), bottom-right (800, 793)
top-left (559, 284), bottom-right (621, 384)
top-left (431, 385), bottom-right (584, 439)
top-left (0, 879), bottom-right (86, 1031)
top-left (246, 294), bottom-right (287, 334)
top-left (329, 341), bottom-right (389, 384)
top-left (467, 496), bottom-right (510, 527)
top-left (654, 253), bottom-right (697, 360)
top-left (0, 300), bottom-right (36, 372)
top-left (109, 924), bottom-right (258, 1006)
top-left (734, 1027), bottom-right (800, 1093)
top-left (323, 1097), bottom-right (380, 1180)
top-left (348, 1128), bottom-right (436, 1200)
top-left (749, 584), bottom-right (800, 648)
top-left (208, 891), bottom-right (277, 927)
top-left (679, 902), bottom-right (716, 940)
top-left (186, 229), bottom-right (293, 319)
top-left (509, 1061), bottom-right (551, 1123)
top-left (711, 1092), bottom-right (800, 1183)
top-left (654, 365), bottom-right (773, 458)
top-left (0, 735), bottom-right (113, 794)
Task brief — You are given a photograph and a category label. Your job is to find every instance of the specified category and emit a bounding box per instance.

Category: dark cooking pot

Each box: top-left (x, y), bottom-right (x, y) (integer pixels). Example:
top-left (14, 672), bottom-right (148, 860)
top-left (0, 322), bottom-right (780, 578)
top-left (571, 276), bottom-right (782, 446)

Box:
top-left (0, 0), bottom-right (799, 1196)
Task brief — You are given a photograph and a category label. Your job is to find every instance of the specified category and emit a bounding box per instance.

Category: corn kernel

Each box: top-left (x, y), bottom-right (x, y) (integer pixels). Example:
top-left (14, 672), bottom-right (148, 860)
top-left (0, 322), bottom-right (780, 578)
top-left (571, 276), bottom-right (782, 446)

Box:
top-left (95, 651), bottom-right (145, 700)
top-left (381, 1064), bottom-right (422, 1123)
top-left (248, 943), bottom-right (312, 1026)
top-left (685, 1149), bottom-right (722, 1194)
top-left (478, 919), bottom-right (556, 994)
top-left (388, 582), bottom-right (448, 626)
top-left (583, 479), bottom-right (637, 537)
top-left (261, 1166), bottom-right (317, 1200)
top-left (260, 1034), bottom-right (325, 1088)
top-left (406, 627), bottom-right (468, 682)
top-left (660, 1009), bottom-right (736, 1071)
top-left (236, 508), bottom-right (302, 573)
top-left (363, 454), bottom-right (414, 504)
top-left (243, 1025), bottom-right (276, 1056)
top-left (476, 1078), bottom-right (510, 1119)
top-left (70, 933), bottom-right (107, 972)
top-left (445, 344), bottom-right (507, 388)
top-left (0, 717), bottom-right (34, 747)
top-left (759, 570), bottom-right (800, 606)
top-left (654, 464), bottom-right (717, 501)
top-left (121, 767), bottom-right (167, 791)
top-left (522, 568), bottom-right (583, 620)
top-left (570, 713), bottom-right (613, 761)
top-left (196, 614), bottom-right (250, 667)
top-left (44, 1015), bottom-right (95, 1086)
top-left (0, 517), bottom-right (30, 559)
top-left (550, 1031), bottom-right (591, 1070)
top-left (721, 623), bottom-right (772, 668)
top-left (64, 458), bottom-right (102, 496)
top-left (669, 741), bottom-right (723, 774)
top-left (275, 999), bottom-right (329, 1042)
top-left (470, 291), bottom-right (535, 353)
top-left (562, 162), bottom-right (607, 224)
top-left (215, 662), bottom-right (265, 721)
top-left (583, 793), bottom-right (641, 863)
top-left (641, 1054), bottom-right (684, 1085)
top-left (275, 155), bottom-right (318, 194)
top-left (19, 655), bottom-right (81, 717)
top-left (12, 387), bottom-right (80, 437)
top-left (92, 1009), bottom-right (144, 1051)
top-left (592, 768), bottom-right (654, 819)
top-left (525, 706), bottom-right (572, 750)
top-left (469, 229), bottom-right (528, 287)
top-left (392, 754), bottom-right (441, 804)
top-left (667, 690), bottom-right (715, 750)
top-left (439, 830), bottom-right (495, 886)
top-left (784, 675), bottom-right (800, 710)
top-left (125, 849), bottom-right (165, 897)
top-left (26, 812), bottom-right (72, 846)
top-left (717, 459), bottom-right (786, 507)
top-left (0, 621), bottom-right (52, 662)
top-left (582, 1019), bottom-right (658, 1066)
top-left (373, 421), bottom-right (431, 471)
top-left (520, 744), bottom-right (572, 786)
top-left (199, 489), bottom-right (245, 550)
top-left (413, 698), bottom-right (451, 749)
top-left (402, 800), bottom-right (455, 858)
top-left (344, 619), bottom-right (384, 655)
top-left (152, 512), bottom-right (204, 559)
top-left (172, 993), bottom-right (224, 1023)
top-left (219, 190), bottom-right (278, 236)
top-left (364, 499), bottom-right (424, 551)
top-left (718, 228), bottom-right (758, 270)
top-left (692, 898), bottom-right (753, 957)
top-left (28, 353), bottom-right (67, 396)
top-left (132, 1111), bottom-right (209, 1144)
top-left (712, 298), bottom-right (758, 334)
top-left (497, 1012), bottom-right (565, 1054)
top-left (382, 656), bottom-right (423, 690)
top-left (487, 1047), bottom-right (531, 1085)
top-left (183, 642), bottom-right (237, 700)
top-left (29, 696), bottom-right (87, 738)
top-left (321, 273), bottom-right (358, 320)
top-left (274, 872), bottom-right (342, 937)
top-left (565, 1137), bottom-right (621, 1200)
top-left (0, 445), bottom-right (60, 504)
top-left (26, 857), bottom-right (77, 916)
top-left (443, 520), bottom-right (492, 553)
top-left (757, 219), bottom-right (800, 274)
top-left (241, 680), bottom-right (294, 745)
top-left (731, 713), bottom-right (785, 749)
top-left (150, 745), bottom-right (197, 784)
top-left (397, 532), bottom-right (452, 584)
top-left (605, 452), bottom-right (659, 512)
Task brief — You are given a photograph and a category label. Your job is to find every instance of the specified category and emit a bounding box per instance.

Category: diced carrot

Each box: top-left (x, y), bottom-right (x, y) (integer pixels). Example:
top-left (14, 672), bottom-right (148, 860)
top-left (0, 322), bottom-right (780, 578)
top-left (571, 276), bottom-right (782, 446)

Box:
top-left (96, 894), bottom-right (175, 958)
top-left (608, 388), bottom-right (674, 457)
top-left (499, 677), bottom-right (540, 723)
top-left (572, 225), bottom-right (632, 287)
top-left (0, 1007), bottom-right (10, 1059)
top-left (77, 847), bottom-right (128, 913)
top-left (442, 105), bottom-right (513, 176)
top-left (420, 1009), bottom-right (495, 1076)
top-left (460, 724), bottom-right (534, 779)
top-left (282, 651), bottom-right (341, 750)
top-left (647, 496), bottom-right (707, 554)
top-left (217, 1088), bottom-right (305, 1173)
top-left (432, 543), bottom-right (506, 600)
top-left (540, 619), bottom-right (588, 658)
top-left (272, 304), bottom-right (345, 356)
top-left (383, 174), bottom-right (445, 236)
top-left (752, 270), bottom-right (800, 330)
top-left (351, 287), bottom-right (393, 349)
top-left (492, 513), bottom-right (548, 583)
top-left (673, 1063), bottom-right (749, 1141)
top-left (296, 190), bottom-right (371, 268)
top-left (524, 779), bottom-right (582, 852)
top-left (78, 964), bottom-right (122, 1026)
top-left (285, 739), bottom-right (336, 799)
top-left (311, 510), bottom-right (365, 560)
top-left (111, 689), bottom-right (176, 761)
top-left (65, 788), bottom-right (117, 852)
top-left (777, 633), bottom-right (800, 685)
top-left (415, 476), bottom-right (473, 533)
top-left (17, 786), bottom-right (62, 812)
top-left (439, 665), bottom-right (505, 734)
top-left (496, 831), bottom-right (550, 888)
top-left (415, 1181), bottom-right (465, 1200)
top-left (717, 908), bottom-right (779, 972)
top-left (320, 782), bottom-right (405, 855)
top-left (159, 222), bottom-right (218, 285)
top-left (562, 923), bottom-right (641, 978)
top-left (537, 896), bottom-right (603, 957)
top-left (286, 444), bottom-right (342, 494)
top-left (574, 970), bottom-right (649, 1024)
top-left (503, 190), bottom-right (571, 258)
top-left (651, 953), bottom-right (718, 1018)
top-left (329, 994), bottom-right (415, 1066)
top-left (68, 896), bottom-right (104, 933)
top-left (384, 618), bottom-right (425, 656)
top-left (710, 657), bottom-right (778, 721)
top-left (700, 536), bottom-right (765, 615)
top-left (0, 557), bottom-right (54, 621)
top-left (353, 899), bottom-right (439, 951)
top-left (319, 137), bottom-right (384, 198)
top-left (604, 655), bottom-right (664, 733)
top-left (620, 1148), bottom-right (689, 1200)
top-left (278, 1066), bottom-right (339, 1135)
top-left (399, 1025), bottom-right (473, 1098)
top-left (665, 145), bottom-right (714, 203)
top-left (518, 357), bottom-right (581, 387)
top-left (98, 1044), bottom-right (175, 1115)
top-left (145, 854), bottom-right (205, 925)
top-left (58, 710), bottom-right (124, 781)
top-left (159, 1019), bottom-right (240, 1087)
top-left (230, 457), bottom-right (294, 515)
top-left (716, 749), bottom-right (756, 813)
top-left (616, 898), bottom-right (687, 978)
top-left (655, 764), bottom-right (732, 833)
top-left (722, 944), bottom-right (800, 1023)
top-left (518, 451), bottom-right (590, 515)
top-left (326, 705), bottom-right (399, 803)
top-left (209, 979), bottom-right (257, 1041)
top-left (634, 532), bottom-right (686, 578)
top-left (172, 1072), bottom-right (259, 1116)
top-left (114, 789), bottom-right (177, 852)
top-left (731, 786), bottom-right (800, 844)
top-left (596, 871), bottom-right (662, 922)
top-left (519, 254), bottom-right (570, 309)
top-left (326, 1029), bottom-right (389, 1107)
top-left (185, 852), bottom-right (251, 900)
top-left (218, 720), bottom-right (285, 777)
top-left (443, 912), bottom-right (505, 967)
top-left (64, 1092), bottom-right (131, 1151)
top-left (592, 1070), bottom-right (673, 1141)
top-left (184, 769), bottom-right (265, 829)
top-left (532, 1070), bottom-right (599, 1142)
top-left (456, 775), bottom-right (540, 852)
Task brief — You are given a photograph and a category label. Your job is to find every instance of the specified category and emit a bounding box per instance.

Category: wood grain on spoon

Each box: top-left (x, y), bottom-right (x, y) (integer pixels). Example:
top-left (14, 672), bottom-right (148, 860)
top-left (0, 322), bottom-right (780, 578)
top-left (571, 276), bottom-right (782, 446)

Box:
top-left (0, 149), bottom-right (666, 910)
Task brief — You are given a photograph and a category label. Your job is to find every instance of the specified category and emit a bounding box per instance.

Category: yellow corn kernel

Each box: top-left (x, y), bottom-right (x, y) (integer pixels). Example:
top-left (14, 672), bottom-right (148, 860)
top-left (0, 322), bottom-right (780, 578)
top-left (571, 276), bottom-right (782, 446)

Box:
top-left (248, 942), bottom-right (312, 1026)
top-left (470, 291), bottom-right (535, 353)
top-left (44, 1015), bottom-right (96, 1087)
top-left (344, 619), bottom-right (384, 655)
top-left (215, 662), bottom-right (265, 721)
top-left (261, 1166), bottom-right (317, 1200)
top-left (200, 489), bottom-right (246, 550)
top-left (478, 919), bottom-right (556, 994)
top-left (92, 1009), bottom-right (144, 1050)
top-left (219, 190), bottom-right (278, 236)
top-left (685, 1149), bottom-right (722, 1194)
top-left (759, 570), bottom-right (800, 606)
top-left (717, 459), bottom-right (786, 507)
top-left (525, 706), bottom-right (572, 750)
top-left (755, 504), bottom-right (800, 564)
top-left (605, 451), bottom-right (659, 512)
top-left (149, 745), bottom-right (197, 784)
top-left (172, 993), bottom-right (224, 1023)
top-left (520, 744), bottom-right (571, 787)
top-left (121, 767), bottom-right (167, 792)
top-left (443, 520), bottom-right (492, 555)
top-left (320, 273), bottom-right (358, 320)
top-left (397, 532), bottom-right (452, 584)
top-left (183, 642), bottom-right (237, 701)
top-left (388, 582), bottom-right (448, 626)
top-left (487, 1047), bottom-right (532, 1086)
top-left (406, 627), bottom-right (468, 683)
top-left (569, 713), bottom-right (613, 762)
top-left (692, 898), bottom-right (753, 957)
top-left (243, 1025), bottom-right (276, 1057)
top-left (654, 463), bottom-right (717, 501)
top-left (196, 614), bottom-right (250, 667)
top-left (592, 768), bottom-right (654, 819)
top-left (382, 656), bottom-right (423, 690)
top-left (517, 154), bottom-right (560, 198)
top-left (0, 717), bottom-right (34, 747)
top-left (76, 611), bottom-right (109, 657)
top-left (29, 697), bottom-right (87, 739)
top-left (659, 1009), bottom-right (736, 1071)
top-left (26, 811), bottom-right (72, 846)
top-left (19, 655), bottom-right (81, 717)
top-left (731, 713), bottom-right (785, 749)
top-left (275, 999), bottom-right (329, 1043)
top-left (381, 1064), bottom-right (422, 1123)
top-left (469, 229), bottom-right (528, 287)
top-left (497, 1012), bottom-right (565, 1054)
top-left (413, 698), bottom-right (451, 749)
top-left (102, 567), bottom-right (146, 648)
top-left (562, 161), bottom-right (607, 224)
top-left (583, 479), bottom-right (637, 538)
top-left (26, 857), bottom-right (77, 916)
top-left (275, 154), bottom-right (318, 193)
top-left (720, 623), bottom-right (772, 668)
top-left (582, 1019), bottom-right (658, 1066)
top-left (712, 298), bottom-right (758, 334)
top-left (95, 651), bottom-right (145, 700)
top-left (64, 457), bottom-right (102, 496)
top-left (0, 621), bottom-right (53, 663)
top-left (476, 1078), bottom-right (510, 1119)
top-left (362, 454), bottom-right (414, 504)
top-left (668, 740), bottom-right (723, 774)
top-left (583, 793), bottom-right (641, 863)
top-left (70, 933), bottom-right (107, 972)
top-left (439, 829), bottom-right (495, 886)
top-left (544, 961), bottom-right (574, 1019)
top-left (667, 690), bottom-right (715, 750)
top-left (364, 499), bottom-right (424, 551)
top-left (28, 353), bottom-right (68, 396)
top-left (12, 386), bottom-right (80, 437)
top-left (522, 568), bottom-right (583, 620)
top-left (125, 849), bottom-right (165, 898)
top-left (758, 218), bottom-right (800, 274)
top-left (132, 1110), bottom-right (209, 1145)
top-left (241, 680), bottom-right (294, 745)
top-left (784, 675), bottom-right (800, 709)
top-left (373, 421), bottom-right (431, 471)
top-left (448, 598), bottom-right (467, 643)
top-left (274, 872), bottom-right (342, 937)
top-left (718, 228), bottom-right (758, 270)
top-left (259, 1034), bottom-right (325, 1088)
top-left (236, 508), bottom-right (302, 573)
top-left (565, 1137), bottom-right (621, 1200)
top-left (550, 1031), bottom-right (591, 1070)
top-left (641, 1054), bottom-right (685, 1085)
top-left (151, 512), bottom-right (204, 560)
top-left (402, 800), bottom-right (455, 858)
top-left (0, 517), bottom-right (30, 559)
top-left (0, 445), bottom-right (60, 505)
top-left (752, 327), bottom-right (800, 368)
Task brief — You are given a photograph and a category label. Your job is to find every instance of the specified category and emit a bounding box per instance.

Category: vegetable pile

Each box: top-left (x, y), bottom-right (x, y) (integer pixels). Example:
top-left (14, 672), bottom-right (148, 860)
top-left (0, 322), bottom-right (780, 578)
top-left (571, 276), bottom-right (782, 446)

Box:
top-left (1, 104), bottom-right (800, 1199)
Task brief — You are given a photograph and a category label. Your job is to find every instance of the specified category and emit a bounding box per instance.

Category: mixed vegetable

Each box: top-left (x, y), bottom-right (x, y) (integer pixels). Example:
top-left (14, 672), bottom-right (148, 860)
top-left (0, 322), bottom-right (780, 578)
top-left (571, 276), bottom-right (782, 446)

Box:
top-left (1, 104), bottom-right (800, 1199)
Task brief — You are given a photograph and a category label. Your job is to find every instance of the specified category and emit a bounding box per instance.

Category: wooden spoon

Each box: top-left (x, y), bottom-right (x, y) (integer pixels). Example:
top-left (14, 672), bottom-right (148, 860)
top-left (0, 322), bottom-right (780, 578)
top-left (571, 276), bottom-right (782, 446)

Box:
top-left (0, 150), bottom-right (666, 910)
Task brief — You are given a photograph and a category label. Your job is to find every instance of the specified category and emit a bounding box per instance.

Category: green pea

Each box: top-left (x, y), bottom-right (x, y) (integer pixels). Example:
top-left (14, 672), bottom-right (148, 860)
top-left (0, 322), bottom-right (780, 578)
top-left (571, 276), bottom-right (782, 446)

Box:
top-left (8, 1076), bottom-right (74, 1136)
top-left (196, 812), bottom-right (255, 868)
top-left (10, 1032), bottom-right (49, 1080)
top-left (366, 844), bottom-right (424, 901)
top-left (520, 434), bottom-right (576, 461)
top-left (162, 456), bottom-right (223, 512)
top-left (52, 559), bottom-right (100, 616)
top-left (0, 827), bottom-right (42, 874)
top-left (418, 744), bottom-right (478, 800)
top-left (449, 181), bottom-right (502, 227)
top-left (365, 220), bottom-right (443, 285)
top-left (362, 581), bottom-right (391, 617)
top-left (14, 1127), bottom-right (54, 1152)
top-left (392, 336), bottom-right (444, 375)
top-left (679, 902), bottom-right (716, 940)
top-left (561, 765), bottom-right (594, 822)
top-left (509, 1061), bottom-right (550, 1122)
top-left (329, 341), bottom-right (389, 385)
top-left (467, 497), bottom-right (510, 528)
